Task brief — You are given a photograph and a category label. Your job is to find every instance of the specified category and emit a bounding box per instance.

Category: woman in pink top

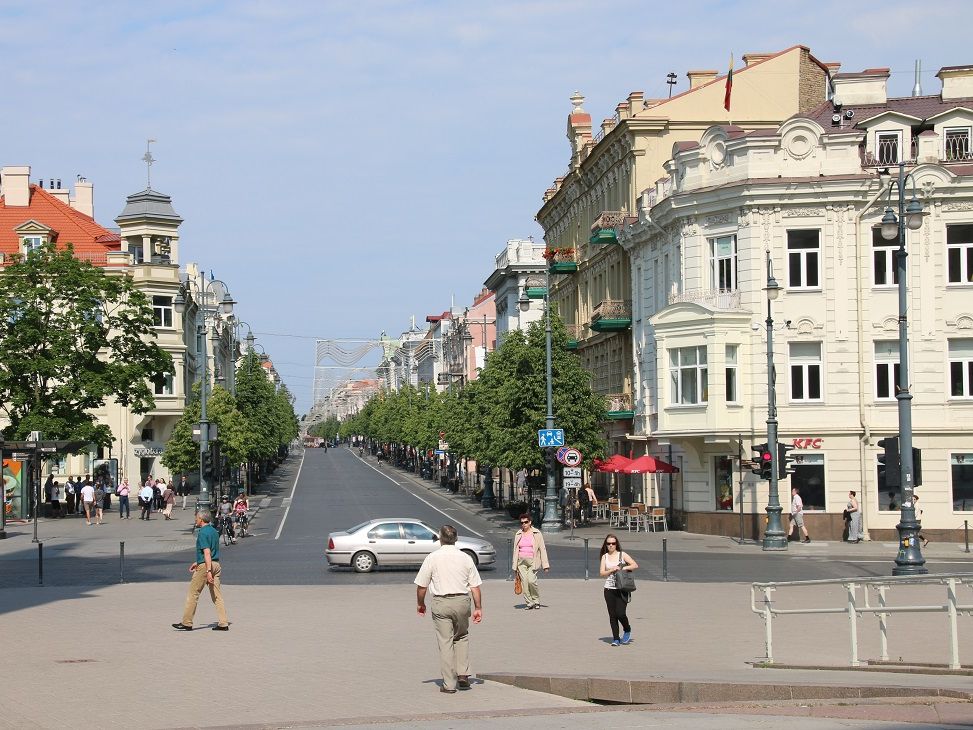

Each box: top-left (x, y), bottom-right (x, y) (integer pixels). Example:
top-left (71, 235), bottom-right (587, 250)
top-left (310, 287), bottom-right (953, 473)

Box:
top-left (512, 514), bottom-right (550, 609)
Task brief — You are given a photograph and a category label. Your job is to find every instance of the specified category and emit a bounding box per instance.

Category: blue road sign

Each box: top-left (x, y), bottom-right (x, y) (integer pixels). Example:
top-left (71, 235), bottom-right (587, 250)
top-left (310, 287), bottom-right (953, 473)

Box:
top-left (434, 449), bottom-right (446, 455)
top-left (538, 429), bottom-right (565, 447)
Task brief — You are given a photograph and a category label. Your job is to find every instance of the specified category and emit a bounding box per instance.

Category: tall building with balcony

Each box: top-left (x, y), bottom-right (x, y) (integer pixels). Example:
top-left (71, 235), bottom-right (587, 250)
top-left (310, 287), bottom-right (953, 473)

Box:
top-left (619, 65), bottom-right (973, 540)
top-left (536, 46), bottom-right (832, 500)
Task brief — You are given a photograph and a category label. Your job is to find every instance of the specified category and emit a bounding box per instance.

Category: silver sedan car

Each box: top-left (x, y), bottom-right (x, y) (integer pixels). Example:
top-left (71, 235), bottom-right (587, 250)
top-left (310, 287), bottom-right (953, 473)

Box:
top-left (326, 518), bottom-right (496, 573)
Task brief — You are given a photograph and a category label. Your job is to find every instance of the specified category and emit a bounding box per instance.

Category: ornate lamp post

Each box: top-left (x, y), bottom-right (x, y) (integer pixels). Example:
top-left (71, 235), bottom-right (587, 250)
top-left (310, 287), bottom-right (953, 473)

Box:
top-left (174, 276), bottom-right (236, 514)
top-left (880, 161), bottom-right (927, 576)
top-left (762, 253), bottom-right (787, 551)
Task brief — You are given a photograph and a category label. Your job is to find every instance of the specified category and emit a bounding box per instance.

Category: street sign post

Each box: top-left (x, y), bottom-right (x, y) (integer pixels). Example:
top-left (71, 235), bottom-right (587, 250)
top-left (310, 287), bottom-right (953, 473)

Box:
top-left (561, 448), bottom-right (582, 467)
top-left (538, 429), bottom-right (565, 447)
top-left (562, 467), bottom-right (582, 478)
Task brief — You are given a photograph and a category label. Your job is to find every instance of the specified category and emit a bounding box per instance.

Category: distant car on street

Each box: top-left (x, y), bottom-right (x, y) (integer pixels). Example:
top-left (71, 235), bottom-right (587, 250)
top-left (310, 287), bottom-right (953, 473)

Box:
top-left (326, 518), bottom-right (496, 573)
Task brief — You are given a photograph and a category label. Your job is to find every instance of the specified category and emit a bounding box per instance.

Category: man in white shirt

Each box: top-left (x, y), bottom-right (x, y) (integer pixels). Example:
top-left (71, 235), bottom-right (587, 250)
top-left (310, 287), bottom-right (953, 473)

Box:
top-left (138, 483), bottom-right (155, 520)
top-left (414, 525), bottom-right (483, 694)
top-left (79, 481), bottom-right (95, 526)
top-left (789, 486), bottom-right (811, 543)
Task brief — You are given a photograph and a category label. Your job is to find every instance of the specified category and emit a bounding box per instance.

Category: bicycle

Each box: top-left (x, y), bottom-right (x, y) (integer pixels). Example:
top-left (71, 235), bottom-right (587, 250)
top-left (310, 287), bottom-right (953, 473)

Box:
top-left (216, 514), bottom-right (235, 545)
top-left (235, 511), bottom-right (250, 538)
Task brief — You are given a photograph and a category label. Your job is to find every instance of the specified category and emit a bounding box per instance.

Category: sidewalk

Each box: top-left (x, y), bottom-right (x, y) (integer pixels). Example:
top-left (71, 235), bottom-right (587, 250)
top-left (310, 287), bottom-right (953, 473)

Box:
top-left (383, 460), bottom-right (973, 559)
top-left (2, 579), bottom-right (970, 729)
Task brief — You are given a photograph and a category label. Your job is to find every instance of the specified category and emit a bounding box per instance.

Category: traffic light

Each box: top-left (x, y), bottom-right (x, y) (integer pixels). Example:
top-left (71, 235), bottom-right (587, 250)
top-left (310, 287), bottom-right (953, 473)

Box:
top-left (877, 436), bottom-right (900, 488)
top-left (751, 443), bottom-right (768, 477)
top-left (760, 445), bottom-right (774, 480)
top-left (777, 442), bottom-right (796, 480)
top-left (201, 448), bottom-right (214, 478)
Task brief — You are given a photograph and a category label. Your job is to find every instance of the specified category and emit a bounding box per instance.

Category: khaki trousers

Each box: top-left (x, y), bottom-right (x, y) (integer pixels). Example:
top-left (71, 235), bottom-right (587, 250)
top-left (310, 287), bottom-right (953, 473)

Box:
top-left (517, 558), bottom-right (540, 606)
top-left (431, 594), bottom-right (471, 690)
top-left (181, 562), bottom-right (228, 627)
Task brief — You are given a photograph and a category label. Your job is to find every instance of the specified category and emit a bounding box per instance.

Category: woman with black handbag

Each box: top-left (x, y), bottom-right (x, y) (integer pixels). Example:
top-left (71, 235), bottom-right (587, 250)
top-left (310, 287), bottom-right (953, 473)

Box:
top-left (599, 533), bottom-right (638, 647)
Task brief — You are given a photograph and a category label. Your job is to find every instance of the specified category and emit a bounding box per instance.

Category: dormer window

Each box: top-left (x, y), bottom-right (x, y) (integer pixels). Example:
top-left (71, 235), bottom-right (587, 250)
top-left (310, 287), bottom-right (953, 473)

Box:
top-left (876, 131), bottom-right (901, 165)
top-left (22, 235), bottom-right (45, 253)
top-left (944, 127), bottom-right (972, 161)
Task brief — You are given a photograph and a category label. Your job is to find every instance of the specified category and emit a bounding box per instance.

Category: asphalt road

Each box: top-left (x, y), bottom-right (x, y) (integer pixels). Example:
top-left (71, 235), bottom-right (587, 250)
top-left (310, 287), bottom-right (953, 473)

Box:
top-left (2, 447), bottom-right (970, 588)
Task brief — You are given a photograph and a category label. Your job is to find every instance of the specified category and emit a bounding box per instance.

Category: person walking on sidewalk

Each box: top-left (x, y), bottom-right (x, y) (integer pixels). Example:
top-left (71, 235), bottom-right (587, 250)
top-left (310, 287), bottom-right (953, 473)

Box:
top-left (80, 480), bottom-right (95, 526)
top-left (138, 482), bottom-right (154, 520)
top-left (172, 511), bottom-right (229, 632)
top-left (414, 524), bottom-right (483, 694)
top-left (788, 486), bottom-right (811, 543)
top-left (92, 482), bottom-right (105, 525)
top-left (846, 491), bottom-right (861, 543)
top-left (65, 476), bottom-right (77, 515)
top-left (512, 514), bottom-right (549, 610)
top-left (117, 478), bottom-right (131, 519)
top-left (162, 482), bottom-right (176, 520)
top-left (599, 533), bottom-right (638, 646)
top-left (178, 475), bottom-right (190, 510)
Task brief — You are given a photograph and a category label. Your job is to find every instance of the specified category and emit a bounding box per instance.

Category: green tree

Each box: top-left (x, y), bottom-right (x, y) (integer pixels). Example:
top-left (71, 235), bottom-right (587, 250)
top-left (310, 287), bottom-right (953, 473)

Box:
top-left (0, 242), bottom-right (174, 446)
top-left (161, 383), bottom-right (254, 476)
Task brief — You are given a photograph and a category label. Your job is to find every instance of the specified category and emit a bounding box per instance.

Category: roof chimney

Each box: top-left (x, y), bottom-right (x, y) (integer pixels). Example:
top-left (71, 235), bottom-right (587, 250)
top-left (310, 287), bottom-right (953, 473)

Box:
top-left (686, 69), bottom-right (718, 89)
top-left (71, 179), bottom-right (94, 218)
top-left (832, 68), bottom-right (889, 105)
top-left (912, 59), bottom-right (923, 97)
top-left (566, 91), bottom-right (592, 171)
top-left (742, 52), bottom-right (772, 67)
top-left (0, 166), bottom-right (31, 207)
top-left (937, 65), bottom-right (973, 101)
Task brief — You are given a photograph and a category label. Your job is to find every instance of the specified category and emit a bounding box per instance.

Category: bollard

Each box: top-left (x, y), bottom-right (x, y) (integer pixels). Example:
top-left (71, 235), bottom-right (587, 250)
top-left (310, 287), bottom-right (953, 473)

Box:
top-left (119, 541), bottom-right (125, 583)
top-left (662, 537), bottom-right (668, 582)
top-left (583, 538), bottom-right (590, 580)
top-left (506, 538), bottom-right (513, 581)
top-left (38, 542), bottom-right (43, 586)
top-left (966, 520), bottom-right (970, 554)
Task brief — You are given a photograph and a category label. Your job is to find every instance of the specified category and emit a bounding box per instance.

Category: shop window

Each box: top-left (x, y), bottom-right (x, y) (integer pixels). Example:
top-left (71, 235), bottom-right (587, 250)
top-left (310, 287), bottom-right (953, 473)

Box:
top-left (791, 453), bottom-right (825, 511)
top-left (877, 456), bottom-right (902, 511)
top-left (952, 454), bottom-right (973, 512)
top-left (714, 456), bottom-right (734, 511)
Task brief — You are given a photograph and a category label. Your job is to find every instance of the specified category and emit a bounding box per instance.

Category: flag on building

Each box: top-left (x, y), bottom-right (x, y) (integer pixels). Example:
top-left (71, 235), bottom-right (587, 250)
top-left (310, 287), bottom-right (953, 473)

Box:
top-left (723, 54), bottom-right (734, 112)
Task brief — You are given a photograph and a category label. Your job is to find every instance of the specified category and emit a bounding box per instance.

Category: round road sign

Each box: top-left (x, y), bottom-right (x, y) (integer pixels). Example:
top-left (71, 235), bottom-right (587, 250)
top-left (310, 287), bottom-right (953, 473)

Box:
top-left (562, 448), bottom-right (582, 467)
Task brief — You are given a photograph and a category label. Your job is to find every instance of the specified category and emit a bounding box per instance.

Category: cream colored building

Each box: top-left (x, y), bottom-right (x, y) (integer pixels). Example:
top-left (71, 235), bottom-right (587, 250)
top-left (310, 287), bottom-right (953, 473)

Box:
top-left (536, 46), bottom-right (832, 500)
top-left (620, 65), bottom-right (973, 541)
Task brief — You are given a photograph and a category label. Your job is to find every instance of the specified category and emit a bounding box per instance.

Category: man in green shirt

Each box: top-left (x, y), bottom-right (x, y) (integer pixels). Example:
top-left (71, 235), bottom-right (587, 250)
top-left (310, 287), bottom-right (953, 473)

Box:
top-left (172, 511), bottom-right (229, 631)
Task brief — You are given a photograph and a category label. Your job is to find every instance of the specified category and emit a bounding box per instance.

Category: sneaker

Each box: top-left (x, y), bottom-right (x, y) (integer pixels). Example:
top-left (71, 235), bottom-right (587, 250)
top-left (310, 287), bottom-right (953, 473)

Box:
top-left (171, 623), bottom-right (192, 631)
top-left (803, 537), bottom-right (811, 543)
top-left (611, 640), bottom-right (620, 647)
top-left (621, 631), bottom-right (632, 645)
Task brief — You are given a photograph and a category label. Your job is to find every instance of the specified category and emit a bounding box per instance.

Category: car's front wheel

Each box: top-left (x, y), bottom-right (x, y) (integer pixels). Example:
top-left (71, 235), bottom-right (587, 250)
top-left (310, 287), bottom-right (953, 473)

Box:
top-left (352, 551), bottom-right (376, 573)
top-left (462, 549), bottom-right (479, 567)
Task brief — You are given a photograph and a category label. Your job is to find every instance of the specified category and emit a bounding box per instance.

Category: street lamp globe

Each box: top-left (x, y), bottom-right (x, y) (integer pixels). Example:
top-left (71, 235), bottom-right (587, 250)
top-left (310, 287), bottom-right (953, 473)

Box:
top-left (880, 208), bottom-right (899, 240)
top-left (905, 198), bottom-right (924, 230)
top-left (173, 290), bottom-right (187, 315)
top-left (221, 293), bottom-right (236, 315)
top-left (764, 273), bottom-right (781, 302)
top-left (518, 290), bottom-right (531, 312)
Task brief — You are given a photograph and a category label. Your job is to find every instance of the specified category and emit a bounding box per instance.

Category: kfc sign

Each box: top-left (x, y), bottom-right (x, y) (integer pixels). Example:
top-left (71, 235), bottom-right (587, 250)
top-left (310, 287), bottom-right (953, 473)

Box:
top-left (791, 438), bottom-right (823, 449)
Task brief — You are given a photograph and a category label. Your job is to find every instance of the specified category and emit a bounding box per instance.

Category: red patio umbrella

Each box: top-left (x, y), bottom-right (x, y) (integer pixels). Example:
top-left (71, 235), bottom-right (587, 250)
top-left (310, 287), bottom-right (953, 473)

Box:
top-left (620, 454), bottom-right (679, 475)
top-left (594, 454), bottom-right (632, 473)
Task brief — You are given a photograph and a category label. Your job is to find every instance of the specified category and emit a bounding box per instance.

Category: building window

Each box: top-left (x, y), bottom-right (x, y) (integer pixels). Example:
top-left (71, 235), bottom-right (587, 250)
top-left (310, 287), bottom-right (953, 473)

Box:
top-left (786, 230), bottom-right (820, 289)
top-left (874, 340), bottom-right (900, 400)
top-left (789, 342), bottom-right (822, 402)
top-left (669, 345), bottom-right (708, 405)
top-left (877, 457), bottom-right (902, 512)
top-left (141, 428), bottom-right (154, 442)
top-left (944, 127), bottom-right (972, 161)
top-left (872, 227), bottom-right (899, 286)
top-left (21, 235), bottom-right (44, 253)
top-left (876, 130), bottom-right (900, 165)
top-left (709, 235), bottom-right (737, 292)
top-left (724, 344), bottom-right (738, 403)
top-left (949, 338), bottom-right (973, 398)
top-left (153, 373), bottom-right (174, 396)
top-left (952, 454), bottom-right (973, 511)
top-left (153, 296), bottom-right (174, 328)
top-left (792, 453), bottom-right (825, 511)
top-left (714, 456), bottom-right (734, 511)
top-left (947, 224), bottom-right (973, 284)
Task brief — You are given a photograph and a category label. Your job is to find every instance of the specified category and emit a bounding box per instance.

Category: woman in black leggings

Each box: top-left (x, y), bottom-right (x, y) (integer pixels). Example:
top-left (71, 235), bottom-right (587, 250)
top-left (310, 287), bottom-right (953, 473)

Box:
top-left (599, 533), bottom-right (639, 646)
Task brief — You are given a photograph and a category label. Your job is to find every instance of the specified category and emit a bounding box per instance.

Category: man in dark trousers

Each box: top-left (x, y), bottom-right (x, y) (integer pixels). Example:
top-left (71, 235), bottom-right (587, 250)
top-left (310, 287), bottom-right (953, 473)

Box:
top-left (172, 511), bottom-right (229, 631)
top-left (414, 525), bottom-right (483, 694)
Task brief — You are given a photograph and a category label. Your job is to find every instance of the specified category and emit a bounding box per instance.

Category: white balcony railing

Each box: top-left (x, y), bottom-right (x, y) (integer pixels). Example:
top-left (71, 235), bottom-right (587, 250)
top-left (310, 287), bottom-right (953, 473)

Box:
top-left (667, 288), bottom-right (743, 310)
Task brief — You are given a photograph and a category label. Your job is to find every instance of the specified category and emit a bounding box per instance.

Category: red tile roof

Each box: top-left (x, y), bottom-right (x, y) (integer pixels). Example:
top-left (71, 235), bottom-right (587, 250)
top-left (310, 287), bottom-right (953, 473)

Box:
top-left (800, 95), bottom-right (973, 134)
top-left (0, 184), bottom-right (119, 262)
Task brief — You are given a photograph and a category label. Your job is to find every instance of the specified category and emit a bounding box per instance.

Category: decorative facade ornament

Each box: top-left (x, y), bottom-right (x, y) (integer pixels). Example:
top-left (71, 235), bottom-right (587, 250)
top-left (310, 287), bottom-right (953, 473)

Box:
top-left (704, 213), bottom-right (731, 227)
top-left (943, 201), bottom-right (973, 212)
top-left (783, 207), bottom-right (825, 218)
top-left (794, 318), bottom-right (819, 335)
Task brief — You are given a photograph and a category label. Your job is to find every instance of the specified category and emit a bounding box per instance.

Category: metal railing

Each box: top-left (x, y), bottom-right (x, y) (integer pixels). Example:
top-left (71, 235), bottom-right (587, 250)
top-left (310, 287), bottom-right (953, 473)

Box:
top-left (590, 210), bottom-right (628, 233)
top-left (606, 392), bottom-right (632, 411)
top-left (667, 288), bottom-right (743, 310)
top-left (944, 132), bottom-right (973, 161)
top-left (592, 299), bottom-right (632, 321)
top-left (751, 573), bottom-right (973, 669)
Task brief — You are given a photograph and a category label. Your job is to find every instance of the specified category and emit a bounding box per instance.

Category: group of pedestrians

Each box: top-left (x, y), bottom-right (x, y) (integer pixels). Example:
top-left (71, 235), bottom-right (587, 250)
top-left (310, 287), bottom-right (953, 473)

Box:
top-left (412, 513), bottom-right (640, 694)
top-left (44, 473), bottom-right (192, 523)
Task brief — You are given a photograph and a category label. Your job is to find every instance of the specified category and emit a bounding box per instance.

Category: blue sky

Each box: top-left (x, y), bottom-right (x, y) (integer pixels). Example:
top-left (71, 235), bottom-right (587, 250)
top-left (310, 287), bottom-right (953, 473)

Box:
top-left (2, 0), bottom-right (970, 413)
